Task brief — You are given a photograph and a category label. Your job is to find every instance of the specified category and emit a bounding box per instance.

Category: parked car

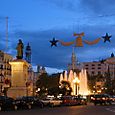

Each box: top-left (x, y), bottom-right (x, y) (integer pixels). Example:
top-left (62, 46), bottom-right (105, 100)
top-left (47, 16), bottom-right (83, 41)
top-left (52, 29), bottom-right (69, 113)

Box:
top-left (110, 95), bottom-right (115, 102)
top-left (92, 94), bottom-right (112, 105)
top-left (28, 96), bottom-right (44, 108)
top-left (41, 98), bottom-right (51, 106)
top-left (41, 97), bottom-right (62, 107)
top-left (61, 95), bottom-right (78, 106)
top-left (74, 96), bottom-right (87, 105)
top-left (0, 96), bottom-right (18, 111)
top-left (49, 98), bottom-right (62, 107)
top-left (15, 96), bottom-right (36, 109)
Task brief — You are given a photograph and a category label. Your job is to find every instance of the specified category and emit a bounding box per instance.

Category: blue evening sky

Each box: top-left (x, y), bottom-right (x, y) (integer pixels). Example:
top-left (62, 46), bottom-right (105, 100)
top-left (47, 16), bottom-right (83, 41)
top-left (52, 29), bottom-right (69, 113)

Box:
top-left (0, 0), bottom-right (115, 73)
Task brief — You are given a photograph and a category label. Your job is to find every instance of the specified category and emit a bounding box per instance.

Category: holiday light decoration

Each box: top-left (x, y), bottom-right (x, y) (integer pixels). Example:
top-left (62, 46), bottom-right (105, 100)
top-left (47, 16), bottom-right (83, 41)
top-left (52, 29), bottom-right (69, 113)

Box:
top-left (49, 32), bottom-right (109, 47)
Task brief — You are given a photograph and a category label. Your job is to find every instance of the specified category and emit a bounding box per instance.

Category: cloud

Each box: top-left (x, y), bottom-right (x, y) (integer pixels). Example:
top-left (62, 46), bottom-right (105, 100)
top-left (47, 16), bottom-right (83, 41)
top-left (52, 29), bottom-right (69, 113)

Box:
top-left (43, 0), bottom-right (80, 12)
top-left (80, 0), bottom-right (115, 14)
top-left (44, 0), bottom-right (115, 20)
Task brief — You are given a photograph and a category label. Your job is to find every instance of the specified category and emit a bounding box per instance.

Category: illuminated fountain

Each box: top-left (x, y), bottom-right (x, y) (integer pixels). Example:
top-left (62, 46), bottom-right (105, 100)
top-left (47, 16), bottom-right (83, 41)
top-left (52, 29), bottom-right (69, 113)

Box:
top-left (59, 69), bottom-right (89, 96)
top-left (79, 69), bottom-right (89, 95)
top-left (59, 49), bottom-right (89, 96)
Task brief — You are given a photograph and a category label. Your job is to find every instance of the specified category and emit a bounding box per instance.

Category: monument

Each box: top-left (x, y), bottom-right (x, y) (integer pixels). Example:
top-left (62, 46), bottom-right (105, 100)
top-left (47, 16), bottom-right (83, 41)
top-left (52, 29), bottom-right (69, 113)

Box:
top-left (7, 39), bottom-right (32, 98)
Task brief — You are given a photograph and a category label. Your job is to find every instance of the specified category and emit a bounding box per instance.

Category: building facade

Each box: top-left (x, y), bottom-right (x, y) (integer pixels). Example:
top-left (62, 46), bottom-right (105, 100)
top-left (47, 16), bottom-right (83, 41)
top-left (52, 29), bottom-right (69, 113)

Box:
top-left (83, 55), bottom-right (115, 80)
top-left (83, 61), bottom-right (107, 76)
top-left (0, 50), bottom-right (13, 95)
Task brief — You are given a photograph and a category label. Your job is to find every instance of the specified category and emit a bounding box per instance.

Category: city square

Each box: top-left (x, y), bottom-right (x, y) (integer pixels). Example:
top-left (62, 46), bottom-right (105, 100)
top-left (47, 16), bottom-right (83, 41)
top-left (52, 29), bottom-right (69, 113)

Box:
top-left (0, 0), bottom-right (115, 114)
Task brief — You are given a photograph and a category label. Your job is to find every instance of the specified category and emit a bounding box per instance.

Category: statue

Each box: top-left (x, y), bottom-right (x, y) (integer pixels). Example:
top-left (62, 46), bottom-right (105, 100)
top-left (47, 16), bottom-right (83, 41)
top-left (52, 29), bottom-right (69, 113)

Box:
top-left (16, 39), bottom-right (24, 59)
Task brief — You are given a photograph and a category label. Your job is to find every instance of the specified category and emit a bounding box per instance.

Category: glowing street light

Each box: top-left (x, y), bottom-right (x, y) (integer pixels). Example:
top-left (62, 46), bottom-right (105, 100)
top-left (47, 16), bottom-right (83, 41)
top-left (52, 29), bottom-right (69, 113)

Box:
top-left (73, 77), bottom-right (80, 95)
top-left (73, 77), bottom-right (80, 84)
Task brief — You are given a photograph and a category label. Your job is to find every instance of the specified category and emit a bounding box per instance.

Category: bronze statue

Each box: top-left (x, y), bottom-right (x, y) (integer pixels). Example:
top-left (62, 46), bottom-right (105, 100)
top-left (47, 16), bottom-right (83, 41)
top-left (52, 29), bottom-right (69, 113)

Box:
top-left (16, 39), bottom-right (24, 59)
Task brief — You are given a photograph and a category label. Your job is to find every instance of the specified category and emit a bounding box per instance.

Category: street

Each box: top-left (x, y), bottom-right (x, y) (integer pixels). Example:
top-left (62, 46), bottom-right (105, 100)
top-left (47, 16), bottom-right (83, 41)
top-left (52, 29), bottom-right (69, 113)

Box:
top-left (1, 103), bottom-right (115, 115)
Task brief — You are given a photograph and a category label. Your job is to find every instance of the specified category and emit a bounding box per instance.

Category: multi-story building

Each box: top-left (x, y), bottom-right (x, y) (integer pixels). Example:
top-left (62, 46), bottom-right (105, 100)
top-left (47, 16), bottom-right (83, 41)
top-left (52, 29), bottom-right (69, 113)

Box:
top-left (83, 53), bottom-right (115, 80)
top-left (83, 61), bottom-right (107, 76)
top-left (83, 53), bottom-right (115, 94)
top-left (0, 50), bottom-right (13, 95)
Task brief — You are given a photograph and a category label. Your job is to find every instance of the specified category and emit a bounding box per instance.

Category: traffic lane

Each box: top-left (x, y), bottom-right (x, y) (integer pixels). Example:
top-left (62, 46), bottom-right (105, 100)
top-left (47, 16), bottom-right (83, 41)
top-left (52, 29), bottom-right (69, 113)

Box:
top-left (0, 104), bottom-right (115, 115)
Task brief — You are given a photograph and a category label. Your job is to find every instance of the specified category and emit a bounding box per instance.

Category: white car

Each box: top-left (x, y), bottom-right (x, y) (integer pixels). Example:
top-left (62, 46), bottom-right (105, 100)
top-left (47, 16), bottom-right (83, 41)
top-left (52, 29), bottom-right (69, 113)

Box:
top-left (41, 97), bottom-right (62, 107)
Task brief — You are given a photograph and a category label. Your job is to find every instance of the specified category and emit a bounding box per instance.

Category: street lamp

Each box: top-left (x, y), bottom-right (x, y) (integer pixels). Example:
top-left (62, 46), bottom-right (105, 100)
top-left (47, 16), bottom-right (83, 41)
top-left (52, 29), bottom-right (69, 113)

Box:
top-left (73, 77), bottom-right (80, 95)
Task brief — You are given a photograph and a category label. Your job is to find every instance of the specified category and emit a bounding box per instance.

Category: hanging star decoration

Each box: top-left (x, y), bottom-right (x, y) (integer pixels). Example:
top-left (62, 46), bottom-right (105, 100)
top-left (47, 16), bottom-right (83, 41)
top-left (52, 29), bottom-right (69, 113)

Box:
top-left (49, 38), bottom-right (58, 47)
top-left (49, 32), bottom-right (112, 47)
top-left (102, 33), bottom-right (111, 43)
top-left (50, 32), bottom-right (101, 47)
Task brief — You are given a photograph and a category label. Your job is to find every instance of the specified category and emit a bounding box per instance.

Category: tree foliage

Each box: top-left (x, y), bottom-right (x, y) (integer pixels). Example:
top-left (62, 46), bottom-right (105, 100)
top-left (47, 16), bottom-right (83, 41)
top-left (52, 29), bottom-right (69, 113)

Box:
top-left (60, 80), bottom-right (72, 95)
top-left (36, 73), bottom-right (60, 97)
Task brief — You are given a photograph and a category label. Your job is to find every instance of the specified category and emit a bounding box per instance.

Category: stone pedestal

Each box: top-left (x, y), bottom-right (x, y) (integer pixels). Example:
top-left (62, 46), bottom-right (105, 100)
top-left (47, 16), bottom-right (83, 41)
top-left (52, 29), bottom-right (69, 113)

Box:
top-left (7, 59), bottom-right (30, 98)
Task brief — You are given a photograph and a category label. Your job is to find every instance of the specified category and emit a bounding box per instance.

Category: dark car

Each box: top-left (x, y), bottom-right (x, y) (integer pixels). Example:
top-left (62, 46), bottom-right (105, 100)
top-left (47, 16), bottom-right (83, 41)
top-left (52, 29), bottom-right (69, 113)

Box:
top-left (15, 96), bottom-right (43, 109)
top-left (110, 95), bottom-right (115, 102)
top-left (75, 96), bottom-right (87, 105)
top-left (92, 94), bottom-right (112, 105)
top-left (28, 96), bottom-right (44, 108)
top-left (0, 96), bottom-right (18, 111)
top-left (61, 95), bottom-right (78, 106)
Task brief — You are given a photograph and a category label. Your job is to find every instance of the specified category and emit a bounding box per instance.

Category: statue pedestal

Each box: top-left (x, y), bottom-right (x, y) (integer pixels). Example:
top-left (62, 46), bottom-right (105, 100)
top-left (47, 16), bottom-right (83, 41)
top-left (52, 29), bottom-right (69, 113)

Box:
top-left (7, 59), bottom-right (30, 98)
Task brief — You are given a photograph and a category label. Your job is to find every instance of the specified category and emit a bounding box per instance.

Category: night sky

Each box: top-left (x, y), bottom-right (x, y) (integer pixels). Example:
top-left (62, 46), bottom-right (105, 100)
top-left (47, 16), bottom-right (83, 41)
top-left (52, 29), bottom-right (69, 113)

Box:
top-left (0, 0), bottom-right (115, 73)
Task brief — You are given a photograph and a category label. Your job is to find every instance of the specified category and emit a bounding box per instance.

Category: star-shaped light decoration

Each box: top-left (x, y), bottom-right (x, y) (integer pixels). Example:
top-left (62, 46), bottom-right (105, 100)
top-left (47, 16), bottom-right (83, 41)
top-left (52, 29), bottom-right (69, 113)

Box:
top-left (49, 38), bottom-right (58, 47)
top-left (102, 33), bottom-right (112, 43)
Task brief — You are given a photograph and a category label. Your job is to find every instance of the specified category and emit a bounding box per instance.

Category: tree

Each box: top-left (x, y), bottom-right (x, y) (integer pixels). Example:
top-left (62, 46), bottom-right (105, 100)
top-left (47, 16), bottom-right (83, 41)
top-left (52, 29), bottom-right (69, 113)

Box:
top-left (87, 72), bottom-right (106, 94)
top-left (87, 74), bottom-right (96, 93)
top-left (36, 73), bottom-right (49, 97)
top-left (104, 66), bottom-right (113, 95)
top-left (60, 81), bottom-right (72, 95)
top-left (36, 73), bottom-right (61, 97)
top-left (48, 87), bottom-right (60, 96)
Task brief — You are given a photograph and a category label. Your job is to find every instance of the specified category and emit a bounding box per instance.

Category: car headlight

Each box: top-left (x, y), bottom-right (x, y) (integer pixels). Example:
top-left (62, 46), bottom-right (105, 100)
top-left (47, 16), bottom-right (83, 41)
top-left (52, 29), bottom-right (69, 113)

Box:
top-left (102, 97), bottom-right (105, 100)
top-left (16, 101), bottom-right (20, 104)
top-left (31, 101), bottom-right (34, 104)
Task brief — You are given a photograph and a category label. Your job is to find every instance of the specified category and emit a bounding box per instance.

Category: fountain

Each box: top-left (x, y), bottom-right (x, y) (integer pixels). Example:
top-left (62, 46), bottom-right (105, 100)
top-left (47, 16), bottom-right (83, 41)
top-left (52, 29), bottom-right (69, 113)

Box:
top-left (59, 49), bottom-right (89, 96)
top-left (59, 69), bottom-right (89, 96)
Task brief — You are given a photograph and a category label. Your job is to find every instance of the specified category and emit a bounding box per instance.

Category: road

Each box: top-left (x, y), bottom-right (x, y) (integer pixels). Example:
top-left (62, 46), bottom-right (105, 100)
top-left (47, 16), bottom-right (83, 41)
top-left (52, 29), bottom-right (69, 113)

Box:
top-left (1, 103), bottom-right (115, 115)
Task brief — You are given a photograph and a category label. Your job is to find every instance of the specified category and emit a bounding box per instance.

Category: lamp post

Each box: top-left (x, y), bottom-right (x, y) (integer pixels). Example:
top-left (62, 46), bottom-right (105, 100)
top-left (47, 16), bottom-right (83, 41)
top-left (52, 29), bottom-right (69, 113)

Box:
top-left (73, 77), bottom-right (80, 95)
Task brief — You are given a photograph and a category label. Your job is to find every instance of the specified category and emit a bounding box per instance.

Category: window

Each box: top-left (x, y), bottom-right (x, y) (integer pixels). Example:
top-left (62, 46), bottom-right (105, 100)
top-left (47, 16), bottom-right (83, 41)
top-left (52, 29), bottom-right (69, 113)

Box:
top-left (92, 71), bottom-right (94, 74)
top-left (92, 64), bottom-right (95, 66)
top-left (85, 64), bottom-right (88, 66)
top-left (98, 64), bottom-right (101, 66)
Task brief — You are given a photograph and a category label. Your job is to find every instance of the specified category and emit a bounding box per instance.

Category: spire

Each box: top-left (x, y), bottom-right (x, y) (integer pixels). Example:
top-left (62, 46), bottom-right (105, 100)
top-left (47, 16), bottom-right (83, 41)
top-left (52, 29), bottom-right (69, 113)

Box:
top-left (71, 47), bottom-right (77, 70)
top-left (111, 52), bottom-right (114, 57)
top-left (25, 43), bottom-right (31, 63)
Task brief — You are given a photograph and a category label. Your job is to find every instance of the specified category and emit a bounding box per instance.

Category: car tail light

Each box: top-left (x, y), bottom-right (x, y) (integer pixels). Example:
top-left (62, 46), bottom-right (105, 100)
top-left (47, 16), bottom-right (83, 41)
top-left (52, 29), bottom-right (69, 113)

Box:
top-left (64, 100), bottom-right (66, 103)
top-left (92, 97), bottom-right (95, 100)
